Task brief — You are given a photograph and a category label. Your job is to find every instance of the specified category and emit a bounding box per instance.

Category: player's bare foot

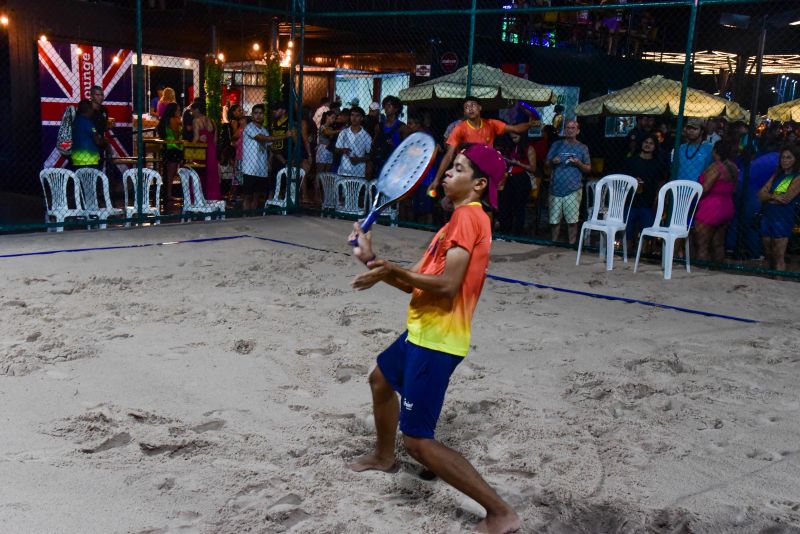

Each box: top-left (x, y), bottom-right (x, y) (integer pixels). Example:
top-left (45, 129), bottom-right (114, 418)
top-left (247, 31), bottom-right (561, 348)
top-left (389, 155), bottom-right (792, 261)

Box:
top-left (347, 453), bottom-right (398, 473)
top-left (475, 509), bottom-right (521, 534)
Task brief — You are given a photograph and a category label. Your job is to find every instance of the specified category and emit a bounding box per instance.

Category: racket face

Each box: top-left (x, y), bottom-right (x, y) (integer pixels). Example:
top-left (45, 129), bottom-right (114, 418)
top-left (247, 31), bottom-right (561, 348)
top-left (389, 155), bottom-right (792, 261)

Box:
top-left (376, 132), bottom-right (436, 201)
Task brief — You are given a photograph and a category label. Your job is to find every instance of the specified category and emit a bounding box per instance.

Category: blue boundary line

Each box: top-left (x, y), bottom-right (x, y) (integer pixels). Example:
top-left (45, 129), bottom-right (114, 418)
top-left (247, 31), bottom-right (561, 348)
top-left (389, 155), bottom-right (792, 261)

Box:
top-left (0, 232), bottom-right (758, 324)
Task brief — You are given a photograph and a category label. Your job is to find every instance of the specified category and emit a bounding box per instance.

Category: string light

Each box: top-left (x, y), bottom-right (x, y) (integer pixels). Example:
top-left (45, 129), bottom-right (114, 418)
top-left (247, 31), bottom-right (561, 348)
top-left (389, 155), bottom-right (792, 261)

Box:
top-left (252, 43), bottom-right (260, 51)
top-left (217, 52), bottom-right (225, 62)
top-left (39, 34), bottom-right (48, 42)
top-left (1, 15), bottom-right (9, 27)
top-left (75, 46), bottom-right (83, 55)
top-left (112, 56), bottom-right (120, 64)
top-left (184, 59), bottom-right (190, 66)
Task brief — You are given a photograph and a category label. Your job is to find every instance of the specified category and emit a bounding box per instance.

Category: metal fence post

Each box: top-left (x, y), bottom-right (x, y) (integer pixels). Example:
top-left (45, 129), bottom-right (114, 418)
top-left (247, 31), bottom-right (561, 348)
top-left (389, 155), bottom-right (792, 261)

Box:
top-left (135, 0), bottom-right (144, 223)
top-left (285, 0), bottom-right (297, 214)
top-left (735, 14), bottom-right (767, 256)
top-left (670, 0), bottom-right (699, 181)
top-left (466, 0), bottom-right (476, 97)
top-left (294, 0), bottom-right (306, 214)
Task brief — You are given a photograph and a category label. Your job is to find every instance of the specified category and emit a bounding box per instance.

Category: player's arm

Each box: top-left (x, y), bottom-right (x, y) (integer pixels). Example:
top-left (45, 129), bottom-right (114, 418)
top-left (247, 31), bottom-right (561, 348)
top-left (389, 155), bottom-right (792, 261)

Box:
top-left (348, 223), bottom-right (423, 294)
top-left (355, 247), bottom-right (468, 298)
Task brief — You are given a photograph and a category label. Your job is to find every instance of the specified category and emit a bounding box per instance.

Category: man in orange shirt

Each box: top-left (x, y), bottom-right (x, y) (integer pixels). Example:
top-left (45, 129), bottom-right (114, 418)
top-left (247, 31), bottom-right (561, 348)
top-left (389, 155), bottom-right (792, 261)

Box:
top-left (347, 144), bottom-right (521, 534)
top-left (427, 96), bottom-right (537, 197)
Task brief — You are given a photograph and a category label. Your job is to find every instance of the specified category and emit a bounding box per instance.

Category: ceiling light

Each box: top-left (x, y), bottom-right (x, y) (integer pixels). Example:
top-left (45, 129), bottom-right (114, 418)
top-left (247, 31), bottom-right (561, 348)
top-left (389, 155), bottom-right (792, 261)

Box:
top-left (0, 15), bottom-right (9, 27)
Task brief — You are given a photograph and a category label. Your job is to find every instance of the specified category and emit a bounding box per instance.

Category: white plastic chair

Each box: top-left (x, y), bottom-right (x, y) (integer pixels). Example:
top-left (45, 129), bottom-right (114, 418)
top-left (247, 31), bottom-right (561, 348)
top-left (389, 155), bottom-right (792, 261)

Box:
top-left (122, 168), bottom-right (162, 226)
top-left (74, 168), bottom-right (123, 229)
top-left (335, 176), bottom-right (370, 216)
top-left (265, 167), bottom-right (303, 214)
top-left (39, 168), bottom-right (89, 232)
top-left (576, 174), bottom-right (638, 270)
top-left (634, 180), bottom-right (703, 280)
top-left (317, 172), bottom-right (339, 215)
top-left (178, 167), bottom-right (226, 221)
top-left (368, 182), bottom-right (399, 226)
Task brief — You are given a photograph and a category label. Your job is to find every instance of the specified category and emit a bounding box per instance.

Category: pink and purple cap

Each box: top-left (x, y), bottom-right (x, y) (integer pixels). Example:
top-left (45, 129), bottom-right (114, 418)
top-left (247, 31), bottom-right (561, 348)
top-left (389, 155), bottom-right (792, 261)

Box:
top-left (460, 144), bottom-right (506, 209)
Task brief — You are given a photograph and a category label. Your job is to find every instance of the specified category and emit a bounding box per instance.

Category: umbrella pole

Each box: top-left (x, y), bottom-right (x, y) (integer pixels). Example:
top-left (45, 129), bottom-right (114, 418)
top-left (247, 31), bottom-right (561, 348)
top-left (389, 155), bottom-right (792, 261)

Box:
top-left (670, 0), bottom-right (699, 181)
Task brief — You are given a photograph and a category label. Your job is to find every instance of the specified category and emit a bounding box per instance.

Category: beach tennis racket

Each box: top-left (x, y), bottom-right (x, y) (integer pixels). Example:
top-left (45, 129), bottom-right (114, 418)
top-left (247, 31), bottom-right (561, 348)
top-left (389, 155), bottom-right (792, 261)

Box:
top-left (349, 132), bottom-right (436, 245)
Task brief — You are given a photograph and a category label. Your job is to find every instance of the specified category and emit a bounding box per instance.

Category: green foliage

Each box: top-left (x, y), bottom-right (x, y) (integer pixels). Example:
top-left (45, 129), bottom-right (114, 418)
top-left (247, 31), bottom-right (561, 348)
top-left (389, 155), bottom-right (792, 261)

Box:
top-left (264, 51), bottom-right (283, 119)
top-left (204, 56), bottom-right (223, 125)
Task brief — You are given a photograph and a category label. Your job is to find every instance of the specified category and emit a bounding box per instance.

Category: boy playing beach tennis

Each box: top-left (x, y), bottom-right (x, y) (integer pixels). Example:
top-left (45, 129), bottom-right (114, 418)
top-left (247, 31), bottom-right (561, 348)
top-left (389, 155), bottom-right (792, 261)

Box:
top-left (347, 144), bottom-right (521, 534)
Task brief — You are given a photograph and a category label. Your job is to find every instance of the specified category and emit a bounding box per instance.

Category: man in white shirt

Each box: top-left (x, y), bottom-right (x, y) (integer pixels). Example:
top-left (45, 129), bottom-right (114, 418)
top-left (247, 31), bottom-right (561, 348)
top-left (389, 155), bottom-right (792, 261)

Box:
top-left (335, 106), bottom-right (372, 178)
top-left (241, 104), bottom-right (293, 212)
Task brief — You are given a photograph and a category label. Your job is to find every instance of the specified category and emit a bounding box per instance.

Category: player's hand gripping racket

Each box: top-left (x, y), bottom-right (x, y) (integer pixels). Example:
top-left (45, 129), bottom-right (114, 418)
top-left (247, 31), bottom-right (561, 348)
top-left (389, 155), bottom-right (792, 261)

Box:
top-left (349, 132), bottom-right (436, 246)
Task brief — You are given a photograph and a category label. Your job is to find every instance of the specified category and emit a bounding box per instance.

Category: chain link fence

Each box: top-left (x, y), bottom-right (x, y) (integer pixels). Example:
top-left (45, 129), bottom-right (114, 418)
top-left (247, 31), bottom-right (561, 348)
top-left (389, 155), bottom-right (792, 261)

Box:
top-left (1, 0), bottom-right (798, 279)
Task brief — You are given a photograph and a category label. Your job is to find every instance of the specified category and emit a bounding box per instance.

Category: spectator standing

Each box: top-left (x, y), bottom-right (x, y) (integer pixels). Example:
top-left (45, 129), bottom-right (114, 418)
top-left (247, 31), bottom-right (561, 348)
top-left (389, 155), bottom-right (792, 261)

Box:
top-left (499, 131), bottom-right (536, 235)
top-left (407, 111), bottom-right (438, 225)
top-left (428, 97), bottom-right (536, 196)
top-left (182, 99), bottom-right (196, 142)
top-left (239, 104), bottom-right (293, 212)
top-left (693, 139), bottom-right (738, 263)
top-left (89, 85), bottom-right (109, 173)
top-left (674, 118), bottom-right (713, 182)
top-left (312, 96), bottom-right (330, 129)
top-left (757, 144), bottom-right (800, 272)
top-left (316, 110), bottom-right (340, 173)
top-left (546, 119), bottom-right (591, 244)
top-left (622, 133), bottom-right (667, 253)
top-left (221, 104), bottom-right (245, 203)
top-left (191, 100), bottom-right (221, 201)
top-left (157, 87), bottom-right (177, 121)
top-left (156, 102), bottom-right (183, 202)
top-left (71, 99), bottom-right (106, 170)
top-left (269, 101), bottom-right (290, 191)
top-left (335, 106), bottom-right (372, 178)
top-left (372, 96), bottom-right (411, 177)
top-left (150, 85), bottom-right (164, 117)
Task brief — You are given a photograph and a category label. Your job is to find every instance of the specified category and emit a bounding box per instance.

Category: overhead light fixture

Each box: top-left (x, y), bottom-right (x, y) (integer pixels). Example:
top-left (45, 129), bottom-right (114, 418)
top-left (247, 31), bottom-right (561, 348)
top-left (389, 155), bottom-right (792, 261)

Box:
top-left (112, 55), bottom-right (120, 64)
top-left (75, 46), bottom-right (83, 55)
top-left (252, 43), bottom-right (260, 51)
top-left (39, 34), bottom-right (48, 42)
top-left (1, 15), bottom-right (9, 27)
top-left (719, 12), bottom-right (751, 30)
top-left (217, 52), bottom-right (225, 62)
top-left (790, 19), bottom-right (800, 26)
top-left (183, 59), bottom-right (190, 66)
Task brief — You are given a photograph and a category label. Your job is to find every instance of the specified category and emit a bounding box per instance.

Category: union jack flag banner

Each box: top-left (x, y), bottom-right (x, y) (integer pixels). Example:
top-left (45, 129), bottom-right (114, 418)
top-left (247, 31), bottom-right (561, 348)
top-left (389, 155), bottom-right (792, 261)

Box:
top-left (38, 39), bottom-right (134, 169)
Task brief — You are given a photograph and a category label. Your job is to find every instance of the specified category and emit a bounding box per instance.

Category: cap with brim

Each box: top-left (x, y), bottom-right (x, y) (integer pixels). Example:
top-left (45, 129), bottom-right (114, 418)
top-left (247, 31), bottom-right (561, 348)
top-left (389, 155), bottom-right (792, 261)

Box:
top-left (685, 118), bottom-right (703, 129)
top-left (460, 144), bottom-right (506, 210)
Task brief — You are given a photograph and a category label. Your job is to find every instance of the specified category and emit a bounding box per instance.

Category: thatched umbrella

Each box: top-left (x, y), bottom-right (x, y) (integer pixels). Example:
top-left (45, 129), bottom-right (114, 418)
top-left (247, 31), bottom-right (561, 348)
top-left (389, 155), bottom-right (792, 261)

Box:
top-left (399, 64), bottom-right (556, 109)
top-left (575, 75), bottom-right (748, 120)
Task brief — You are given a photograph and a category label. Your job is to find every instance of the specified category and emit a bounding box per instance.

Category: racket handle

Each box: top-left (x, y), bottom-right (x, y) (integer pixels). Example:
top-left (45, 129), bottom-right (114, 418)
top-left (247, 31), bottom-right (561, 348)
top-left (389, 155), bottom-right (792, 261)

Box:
top-left (348, 210), bottom-right (381, 247)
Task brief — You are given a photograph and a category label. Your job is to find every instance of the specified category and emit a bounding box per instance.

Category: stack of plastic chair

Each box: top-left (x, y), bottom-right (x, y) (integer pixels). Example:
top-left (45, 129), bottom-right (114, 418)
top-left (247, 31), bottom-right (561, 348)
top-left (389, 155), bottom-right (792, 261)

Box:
top-left (74, 168), bottom-right (123, 229)
top-left (39, 168), bottom-right (89, 232)
top-left (122, 168), bottom-right (162, 226)
top-left (178, 167), bottom-right (226, 221)
top-left (316, 172), bottom-right (339, 217)
top-left (576, 174), bottom-right (638, 271)
top-left (368, 182), bottom-right (398, 226)
top-left (634, 180), bottom-right (703, 280)
top-left (335, 176), bottom-right (370, 217)
top-left (265, 167), bottom-right (303, 214)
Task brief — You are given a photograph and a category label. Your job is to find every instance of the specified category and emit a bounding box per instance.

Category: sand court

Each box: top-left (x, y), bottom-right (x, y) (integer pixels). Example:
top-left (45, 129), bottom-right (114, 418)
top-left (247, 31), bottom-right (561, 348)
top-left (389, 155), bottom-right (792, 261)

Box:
top-left (1, 217), bottom-right (799, 533)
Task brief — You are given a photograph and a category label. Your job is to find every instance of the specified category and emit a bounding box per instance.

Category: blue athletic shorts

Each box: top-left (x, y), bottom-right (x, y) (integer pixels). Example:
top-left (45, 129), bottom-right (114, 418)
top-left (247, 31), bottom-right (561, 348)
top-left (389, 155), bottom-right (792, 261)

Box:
top-left (377, 332), bottom-right (463, 439)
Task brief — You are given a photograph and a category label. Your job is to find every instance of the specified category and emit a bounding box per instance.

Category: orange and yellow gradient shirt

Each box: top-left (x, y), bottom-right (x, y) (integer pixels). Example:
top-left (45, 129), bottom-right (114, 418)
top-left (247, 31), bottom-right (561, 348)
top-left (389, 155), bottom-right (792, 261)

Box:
top-left (406, 203), bottom-right (491, 357)
top-left (446, 118), bottom-right (507, 148)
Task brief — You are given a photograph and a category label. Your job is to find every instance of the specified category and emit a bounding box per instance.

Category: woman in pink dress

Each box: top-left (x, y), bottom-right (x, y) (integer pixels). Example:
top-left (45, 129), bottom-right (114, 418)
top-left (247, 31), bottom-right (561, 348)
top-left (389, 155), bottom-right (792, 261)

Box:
top-left (191, 100), bottom-right (222, 201)
top-left (693, 139), bottom-right (738, 263)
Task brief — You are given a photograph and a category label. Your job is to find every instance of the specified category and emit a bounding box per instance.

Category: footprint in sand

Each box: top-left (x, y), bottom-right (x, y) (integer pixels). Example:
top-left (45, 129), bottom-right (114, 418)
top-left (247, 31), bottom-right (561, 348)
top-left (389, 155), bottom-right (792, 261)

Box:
top-left (335, 364), bottom-right (367, 383)
top-left (233, 339), bottom-right (255, 354)
top-left (80, 432), bottom-right (132, 454)
top-left (266, 494), bottom-right (311, 529)
top-left (296, 344), bottom-right (338, 356)
top-left (191, 419), bottom-right (225, 433)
